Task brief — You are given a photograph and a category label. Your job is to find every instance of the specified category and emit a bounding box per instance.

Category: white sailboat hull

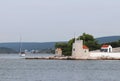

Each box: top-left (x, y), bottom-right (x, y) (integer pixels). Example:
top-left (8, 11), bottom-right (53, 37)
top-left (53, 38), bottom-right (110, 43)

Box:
top-left (21, 54), bottom-right (25, 57)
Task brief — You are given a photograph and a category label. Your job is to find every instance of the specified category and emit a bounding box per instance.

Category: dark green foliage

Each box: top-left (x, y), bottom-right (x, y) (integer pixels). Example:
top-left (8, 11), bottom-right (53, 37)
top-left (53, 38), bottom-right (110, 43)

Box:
top-left (68, 38), bottom-right (75, 46)
top-left (55, 42), bottom-right (67, 48)
top-left (85, 40), bottom-right (100, 51)
top-left (66, 38), bottom-right (75, 56)
top-left (79, 33), bottom-right (94, 41)
top-left (78, 33), bottom-right (100, 51)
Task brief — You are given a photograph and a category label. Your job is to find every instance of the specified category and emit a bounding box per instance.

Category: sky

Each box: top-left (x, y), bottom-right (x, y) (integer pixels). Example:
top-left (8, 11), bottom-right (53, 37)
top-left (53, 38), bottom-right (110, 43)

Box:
top-left (0, 0), bottom-right (120, 42)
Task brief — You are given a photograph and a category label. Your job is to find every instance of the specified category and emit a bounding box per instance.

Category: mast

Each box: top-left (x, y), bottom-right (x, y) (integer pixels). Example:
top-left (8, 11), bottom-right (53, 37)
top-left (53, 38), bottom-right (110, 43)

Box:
top-left (19, 35), bottom-right (25, 56)
top-left (19, 35), bottom-right (22, 54)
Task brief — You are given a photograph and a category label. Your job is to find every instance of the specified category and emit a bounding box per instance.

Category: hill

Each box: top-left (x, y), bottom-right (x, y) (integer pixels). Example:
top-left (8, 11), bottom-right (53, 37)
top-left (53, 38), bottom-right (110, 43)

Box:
top-left (0, 42), bottom-right (56, 52)
top-left (0, 47), bottom-right (17, 53)
top-left (96, 36), bottom-right (120, 44)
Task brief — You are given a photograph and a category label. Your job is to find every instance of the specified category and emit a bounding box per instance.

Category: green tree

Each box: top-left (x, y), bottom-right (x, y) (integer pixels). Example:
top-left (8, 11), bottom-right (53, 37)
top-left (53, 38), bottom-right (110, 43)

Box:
top-left (79, 33), bottom-right (94, 42)
top-left (67, 38), bottom-right (75, 56)
top-left (78, 33), bottom-right (100, 51)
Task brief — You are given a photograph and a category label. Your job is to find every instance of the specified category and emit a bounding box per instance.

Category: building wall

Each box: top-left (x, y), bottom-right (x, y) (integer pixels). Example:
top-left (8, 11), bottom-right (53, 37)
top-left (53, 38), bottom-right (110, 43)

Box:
top-left (101, 45), bottom-right (112, 53)
top-left (90, 52), bottom-right (120, 58)
top-left (83, 49), bottom-right (89, 53)
top-left (72, 40), bottom-right (84, 57)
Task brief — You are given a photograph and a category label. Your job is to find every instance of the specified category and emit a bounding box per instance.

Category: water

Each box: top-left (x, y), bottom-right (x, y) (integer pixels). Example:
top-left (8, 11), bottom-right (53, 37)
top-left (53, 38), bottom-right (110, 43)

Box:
top-left (0, 54), bottom-right (120, 81)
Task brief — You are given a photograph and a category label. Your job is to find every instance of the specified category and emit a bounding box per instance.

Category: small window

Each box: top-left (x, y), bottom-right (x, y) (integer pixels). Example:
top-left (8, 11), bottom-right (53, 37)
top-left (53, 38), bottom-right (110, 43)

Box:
top-left (73, 48), bottom-right (75, 51)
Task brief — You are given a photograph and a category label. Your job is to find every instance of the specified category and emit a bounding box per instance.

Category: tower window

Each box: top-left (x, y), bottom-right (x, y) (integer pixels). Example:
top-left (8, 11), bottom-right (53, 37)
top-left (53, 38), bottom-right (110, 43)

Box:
top-left (73, 48), bottom-right (75, 51)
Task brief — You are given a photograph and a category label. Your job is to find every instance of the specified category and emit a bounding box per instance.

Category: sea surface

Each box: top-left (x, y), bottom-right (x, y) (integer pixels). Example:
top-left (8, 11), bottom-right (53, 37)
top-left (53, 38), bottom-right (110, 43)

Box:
top-left (0, 54), bottom-right (120, 81)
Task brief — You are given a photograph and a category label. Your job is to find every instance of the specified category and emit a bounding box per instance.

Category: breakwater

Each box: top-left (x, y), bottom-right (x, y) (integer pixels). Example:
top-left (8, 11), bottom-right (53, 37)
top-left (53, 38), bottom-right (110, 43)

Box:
top-left (25, 55), bottom-right (120, 60)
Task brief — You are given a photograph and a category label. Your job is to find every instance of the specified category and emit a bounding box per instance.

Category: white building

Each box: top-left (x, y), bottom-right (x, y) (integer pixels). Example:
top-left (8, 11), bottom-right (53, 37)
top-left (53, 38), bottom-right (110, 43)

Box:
top-left (83, 45), bottom-right (89, 53)
top-left (55, 48), bottom-right (62, 56)
top-left (101, 45), bottom-right (112, 52)
top-left (72, 39), bottom-right (89, 58)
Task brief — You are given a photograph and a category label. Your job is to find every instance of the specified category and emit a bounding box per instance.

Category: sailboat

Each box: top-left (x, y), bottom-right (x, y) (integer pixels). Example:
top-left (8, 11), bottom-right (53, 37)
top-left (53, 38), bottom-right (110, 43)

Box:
top-left (20, 52), bottom-right (25, 57)
top-left (19, 35), bottom-right (25, 57)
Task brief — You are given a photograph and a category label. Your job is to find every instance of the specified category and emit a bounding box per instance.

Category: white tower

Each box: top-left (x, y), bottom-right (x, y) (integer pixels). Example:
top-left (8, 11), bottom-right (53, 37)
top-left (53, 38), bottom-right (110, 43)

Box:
top-left (72, 39), bottom-right (89, 58)
top-left (72, 39), bottom-right (84, 57)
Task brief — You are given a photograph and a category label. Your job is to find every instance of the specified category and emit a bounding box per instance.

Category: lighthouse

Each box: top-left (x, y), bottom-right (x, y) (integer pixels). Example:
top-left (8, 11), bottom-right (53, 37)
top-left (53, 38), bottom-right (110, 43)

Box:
top-left (72, 39), bottom-right (89, 58)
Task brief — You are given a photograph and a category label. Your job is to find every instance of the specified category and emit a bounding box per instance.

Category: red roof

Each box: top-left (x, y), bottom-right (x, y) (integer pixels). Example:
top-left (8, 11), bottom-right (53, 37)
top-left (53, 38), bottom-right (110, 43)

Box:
top-left (101, 45), bottom-right (109, 48)
top-left (83, 45), bottom-right (89, 49)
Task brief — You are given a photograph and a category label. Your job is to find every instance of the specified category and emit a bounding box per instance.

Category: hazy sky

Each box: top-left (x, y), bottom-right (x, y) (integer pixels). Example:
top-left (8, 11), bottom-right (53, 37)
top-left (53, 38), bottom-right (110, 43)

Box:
top-left (0, 0), bottom-right (120, 42)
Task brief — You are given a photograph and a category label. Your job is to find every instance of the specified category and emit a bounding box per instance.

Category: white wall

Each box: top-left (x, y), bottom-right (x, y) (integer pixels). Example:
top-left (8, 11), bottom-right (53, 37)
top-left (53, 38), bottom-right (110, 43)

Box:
top-left (90, 52), bottom-right (120, 58)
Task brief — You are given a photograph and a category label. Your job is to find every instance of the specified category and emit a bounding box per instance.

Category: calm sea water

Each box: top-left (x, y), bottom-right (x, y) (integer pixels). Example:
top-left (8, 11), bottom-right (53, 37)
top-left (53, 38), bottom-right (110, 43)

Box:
top-left (0, 54), bottom-right (120, 81)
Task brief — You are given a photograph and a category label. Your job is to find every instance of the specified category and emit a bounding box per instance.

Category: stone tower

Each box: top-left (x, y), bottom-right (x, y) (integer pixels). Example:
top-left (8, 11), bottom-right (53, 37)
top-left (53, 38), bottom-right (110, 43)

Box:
top-left (72, 39), bottom-right (89, 58)
top-left (72, 39), bottom-right (84, 57)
